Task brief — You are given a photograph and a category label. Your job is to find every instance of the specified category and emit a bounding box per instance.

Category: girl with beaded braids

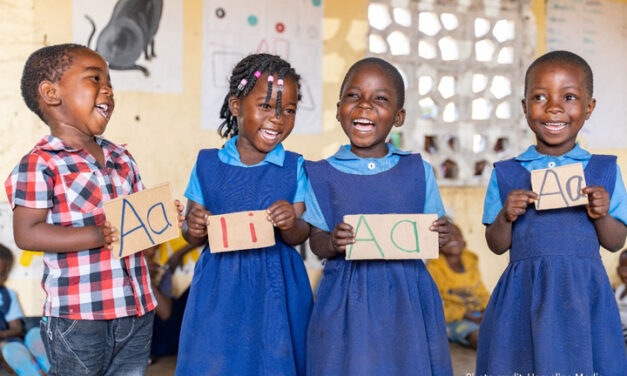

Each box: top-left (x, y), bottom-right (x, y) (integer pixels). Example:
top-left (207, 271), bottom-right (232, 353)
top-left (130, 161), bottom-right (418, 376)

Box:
top-left (175, 53), bottom-right (313, 375)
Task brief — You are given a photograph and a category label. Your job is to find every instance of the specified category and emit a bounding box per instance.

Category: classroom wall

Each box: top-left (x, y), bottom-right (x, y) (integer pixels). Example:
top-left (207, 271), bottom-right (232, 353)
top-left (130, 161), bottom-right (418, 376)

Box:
top-left (1, 0), bottom-right (625, 290)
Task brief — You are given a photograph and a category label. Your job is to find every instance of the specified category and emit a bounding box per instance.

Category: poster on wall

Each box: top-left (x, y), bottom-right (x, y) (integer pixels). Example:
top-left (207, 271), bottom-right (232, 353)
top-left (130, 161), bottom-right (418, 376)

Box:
top-left (201, 0), bottom-right (323, 134)
top-left (546, 0), bottom-right (627, 148)
top-left (72, 0), bottom-right (183, 93)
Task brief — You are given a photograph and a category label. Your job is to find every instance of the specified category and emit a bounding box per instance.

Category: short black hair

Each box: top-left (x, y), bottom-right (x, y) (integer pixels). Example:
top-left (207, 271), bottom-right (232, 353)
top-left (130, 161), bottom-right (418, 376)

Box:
top-left (0, 243), bottom-right (14, 269)
top-left (339, 57), bottom-right (405, 108)
top-left (21, 43), bottom-right (87, 122)
top-left (524, 50), bottom-right (593, 97)
top-left (218, 53), bottom-right (301, 139)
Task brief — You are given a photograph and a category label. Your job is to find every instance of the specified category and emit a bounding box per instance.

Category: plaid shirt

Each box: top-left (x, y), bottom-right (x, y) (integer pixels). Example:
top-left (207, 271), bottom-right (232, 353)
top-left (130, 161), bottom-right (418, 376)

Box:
top-left (5, 135), bottom-right (156, 320)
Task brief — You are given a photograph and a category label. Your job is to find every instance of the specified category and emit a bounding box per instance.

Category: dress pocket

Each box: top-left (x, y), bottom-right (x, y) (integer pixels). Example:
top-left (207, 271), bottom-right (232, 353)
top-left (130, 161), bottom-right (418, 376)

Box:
top-left (61, 172), bottom-right (103, 213)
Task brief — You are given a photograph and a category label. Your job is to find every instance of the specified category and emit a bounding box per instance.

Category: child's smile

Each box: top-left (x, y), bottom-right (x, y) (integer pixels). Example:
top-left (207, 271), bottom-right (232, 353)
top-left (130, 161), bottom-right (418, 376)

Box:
top-left (522, 61), bottom-right (595, 156)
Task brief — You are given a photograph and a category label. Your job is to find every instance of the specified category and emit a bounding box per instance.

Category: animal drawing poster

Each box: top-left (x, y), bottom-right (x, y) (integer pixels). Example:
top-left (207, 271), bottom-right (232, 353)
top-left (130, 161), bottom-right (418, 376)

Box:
top-left (546, 0), bottom-right (627, 148)
top-left (201, 0), bottom-right (323, 134)
top-left (72, 0), bottom-right (183, 93)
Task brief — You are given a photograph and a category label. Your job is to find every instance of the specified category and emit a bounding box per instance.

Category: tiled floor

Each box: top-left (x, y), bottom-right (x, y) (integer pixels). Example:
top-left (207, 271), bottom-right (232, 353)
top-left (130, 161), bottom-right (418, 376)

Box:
top-left (145, 343), bottom-right (478, 376)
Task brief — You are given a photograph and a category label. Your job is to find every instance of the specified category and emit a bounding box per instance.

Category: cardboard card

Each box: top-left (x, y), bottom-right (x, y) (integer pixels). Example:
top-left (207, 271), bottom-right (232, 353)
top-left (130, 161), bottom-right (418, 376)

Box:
top-left (104, 183), bottom-right (180, 259)
top-left (344, 213), bottom-right (438, 260)
top-left (207, 210), bottom-right (275, 253)
top-left (531, 163), bottom-right (588, 210)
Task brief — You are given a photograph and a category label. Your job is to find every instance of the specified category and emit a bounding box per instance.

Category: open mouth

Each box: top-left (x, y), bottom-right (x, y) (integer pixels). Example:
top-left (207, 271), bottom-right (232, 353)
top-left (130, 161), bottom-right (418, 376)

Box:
top-left (353, 118), bottom-right (375, 132)
top-left (542, 122), bottom-right (567, 133)
top-left (95, 103), bottom-right (111, 119)
top-left (259, 128), bottom-right (280, 142)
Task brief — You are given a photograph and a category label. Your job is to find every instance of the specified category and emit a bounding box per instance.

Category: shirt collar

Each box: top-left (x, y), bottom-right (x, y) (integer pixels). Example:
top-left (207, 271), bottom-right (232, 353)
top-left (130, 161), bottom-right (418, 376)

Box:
top-left (34, 135), bottom-right (127, 154)
top-left (223, 136), bottom-right (286, 167)
top-left (515, 143), bottom-right (590, 161)
top-left (332, 143), bottom-right (411, 160)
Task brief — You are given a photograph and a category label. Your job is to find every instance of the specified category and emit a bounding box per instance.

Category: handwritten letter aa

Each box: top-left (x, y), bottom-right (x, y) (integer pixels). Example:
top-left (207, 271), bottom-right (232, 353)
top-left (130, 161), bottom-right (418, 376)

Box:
top-left (207, 210), bottom-right (275, 253)
top-left (104, 183), bottom-right (180, 259)
top-left (531, 163), bottom-right (588, 211)
top-left (344, 214), bottom-right (438, 260)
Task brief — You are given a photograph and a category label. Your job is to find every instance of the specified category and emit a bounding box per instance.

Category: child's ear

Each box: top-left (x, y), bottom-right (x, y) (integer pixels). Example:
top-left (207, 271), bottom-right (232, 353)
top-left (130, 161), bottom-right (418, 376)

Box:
top-left (584, 98), bottom-right (596, 120)
top-left (393, 108), bottom-right (406, 128)
top-left (335, 101), bottom-right (341, 122)
top-left (39, 81), bottom-right (61, 106)
top-left (228, 96), bottom-right (241, 116)
top-left (520, 98), bottom-right (527, 115)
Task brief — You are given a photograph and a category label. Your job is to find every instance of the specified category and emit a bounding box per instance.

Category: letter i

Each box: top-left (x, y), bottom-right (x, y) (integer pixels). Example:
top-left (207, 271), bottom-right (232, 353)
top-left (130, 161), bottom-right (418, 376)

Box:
top-left (249, 212), bottom-right (258, 243)
top-left (220, 217), bottom-right (228, 248)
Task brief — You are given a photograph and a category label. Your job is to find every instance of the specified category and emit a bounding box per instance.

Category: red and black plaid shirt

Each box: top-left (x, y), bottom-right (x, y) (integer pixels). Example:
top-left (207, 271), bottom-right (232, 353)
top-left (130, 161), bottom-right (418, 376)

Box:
top-left (5, 135), bottom-right (156, 320)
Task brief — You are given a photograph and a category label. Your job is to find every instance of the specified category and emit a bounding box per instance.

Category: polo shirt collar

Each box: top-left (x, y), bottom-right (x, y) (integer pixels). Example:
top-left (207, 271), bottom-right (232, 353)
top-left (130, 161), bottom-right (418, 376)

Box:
top-left (516, 143), bottom-right (589, 161)
top-left (332, 143), bottom-right (410, 160)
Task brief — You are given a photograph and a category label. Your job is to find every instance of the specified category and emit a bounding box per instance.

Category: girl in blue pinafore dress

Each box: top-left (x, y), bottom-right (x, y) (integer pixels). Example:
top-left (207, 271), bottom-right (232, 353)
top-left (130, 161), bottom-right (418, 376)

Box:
top-left (176, 54), bottom-right (313, 376)
top-left (477, 51), bottom-right (627, 375)
top-left (304, 58), bottom-right (453, 376)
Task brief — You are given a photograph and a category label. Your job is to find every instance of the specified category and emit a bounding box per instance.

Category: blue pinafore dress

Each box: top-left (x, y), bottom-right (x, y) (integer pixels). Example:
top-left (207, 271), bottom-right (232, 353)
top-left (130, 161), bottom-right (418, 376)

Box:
top-left (476, 155), bottom-right (627, 375)
top-left (305, 154), bottom-right (453, 376)
top-left (175, 149), bottom-right (313, 376)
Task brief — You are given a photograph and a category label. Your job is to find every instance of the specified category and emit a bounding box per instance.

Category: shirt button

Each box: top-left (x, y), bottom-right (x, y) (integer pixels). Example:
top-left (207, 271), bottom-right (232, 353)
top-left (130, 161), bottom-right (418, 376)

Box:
top-left (367, 162), bottom-right (376, 170)
top-left (548, 161), bottom-right (556, 168)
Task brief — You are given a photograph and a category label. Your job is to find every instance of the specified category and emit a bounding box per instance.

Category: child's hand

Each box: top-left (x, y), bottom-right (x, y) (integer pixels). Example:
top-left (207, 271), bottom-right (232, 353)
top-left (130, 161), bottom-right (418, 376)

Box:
top-left (502, 190), bottom-right (537, 222)
top-left (331, 222), bottom-right (355, 254)
top-left (463, 310), bottom-right (484, 323)
top-left (267, 200), bottom-right (297, 230)
top-left (100, 221), bottom-right (117, 250)
top-left (582, 186), bottom-right (610, 219)
top-left (174, 199), bottom-right (185, 227)
top-left (186, 206), bottom-right (210, 238)
top-left (430, 216), bottom-right (452, 247)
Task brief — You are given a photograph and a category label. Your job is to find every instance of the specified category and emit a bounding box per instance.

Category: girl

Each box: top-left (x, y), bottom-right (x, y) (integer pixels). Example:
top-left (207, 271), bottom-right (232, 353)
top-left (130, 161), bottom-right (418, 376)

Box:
top-left (303, 57), bottom-right (453, 375)
top-left (176, 54), bottom-right (313, 375)
top-left (477, 51), bottom-right (627, 375)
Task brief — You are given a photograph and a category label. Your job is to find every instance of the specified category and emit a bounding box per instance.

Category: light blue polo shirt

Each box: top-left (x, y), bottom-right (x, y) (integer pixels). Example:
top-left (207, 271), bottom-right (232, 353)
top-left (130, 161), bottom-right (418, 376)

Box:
top-left (0, 287), bottom-right (24, 322)
top-left (303, 144), bottom-right (446, 232)
top-left (482, 144), bottom-right (627, 225)
top-left (184, 136), bottom-right (308, 206)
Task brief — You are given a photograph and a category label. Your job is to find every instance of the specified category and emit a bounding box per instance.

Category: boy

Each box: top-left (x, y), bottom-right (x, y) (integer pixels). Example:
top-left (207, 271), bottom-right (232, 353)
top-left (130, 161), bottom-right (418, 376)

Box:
top-left (5, 44), bottom-right (180, 375)
top-left (0, 243), bottom-right (48, 375)
top-left (426, 223), bottom-right (490, 348)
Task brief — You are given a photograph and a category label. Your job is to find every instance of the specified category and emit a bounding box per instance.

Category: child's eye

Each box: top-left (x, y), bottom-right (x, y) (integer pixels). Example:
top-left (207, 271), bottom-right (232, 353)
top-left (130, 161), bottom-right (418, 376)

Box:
top-left (285, 108), bottom-right (296, 115)
top-left (375, 96), bottom-right (388, 101)
top-left (259, 103), bottom-right (271, 109)
top-left (565, 94), bottom-right (577, 101)
top-left (346, 93), bottom-right (358, 98)
top-left (533, 94), bottom-right (546, 101)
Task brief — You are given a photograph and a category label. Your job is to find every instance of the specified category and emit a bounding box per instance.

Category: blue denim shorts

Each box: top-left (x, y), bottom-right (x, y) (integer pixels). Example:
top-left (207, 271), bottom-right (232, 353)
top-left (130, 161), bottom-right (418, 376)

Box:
top-left (41, 311), bottom-right (154, 376)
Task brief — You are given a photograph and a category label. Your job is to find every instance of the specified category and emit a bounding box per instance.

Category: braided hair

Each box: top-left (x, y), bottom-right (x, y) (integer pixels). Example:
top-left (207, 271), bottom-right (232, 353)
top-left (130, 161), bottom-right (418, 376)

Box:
top-left (218, 53), bottom-right (301, 138)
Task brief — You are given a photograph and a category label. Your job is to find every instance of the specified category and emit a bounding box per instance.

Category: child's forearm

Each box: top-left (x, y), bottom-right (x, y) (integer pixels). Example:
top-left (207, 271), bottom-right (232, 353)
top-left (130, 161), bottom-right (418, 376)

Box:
top-left (280, 218), bottom-right (310, 246)
top-left (309, 227), bottom-right (340, 259)
top-left (0, 320), bottom-right (23, 339)
top-left (13, 206), bottom-right (105, 253)
top-left (593, 215), bottom-right (627, 251)
top-left (485, 210), bottom-right (513, 254)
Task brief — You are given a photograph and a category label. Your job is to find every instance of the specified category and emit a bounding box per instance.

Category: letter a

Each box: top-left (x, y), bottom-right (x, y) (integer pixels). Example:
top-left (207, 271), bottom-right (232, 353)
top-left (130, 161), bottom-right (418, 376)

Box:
top-left (390, 220), bottom-right (420, 254)
top-left (537, 169), bottom-right (568, 208)
top-left (347, 215), bottom-right (384, 259)
top-left (119, 199), bottom-right (154, 257)
top-left (147, 202), bottom-right (172, 235)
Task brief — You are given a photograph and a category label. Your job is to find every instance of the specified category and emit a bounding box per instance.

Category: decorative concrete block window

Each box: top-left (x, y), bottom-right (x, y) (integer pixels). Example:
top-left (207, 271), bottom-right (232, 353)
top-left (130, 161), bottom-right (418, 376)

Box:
top-left (367, 0), bottom-right (535, 186)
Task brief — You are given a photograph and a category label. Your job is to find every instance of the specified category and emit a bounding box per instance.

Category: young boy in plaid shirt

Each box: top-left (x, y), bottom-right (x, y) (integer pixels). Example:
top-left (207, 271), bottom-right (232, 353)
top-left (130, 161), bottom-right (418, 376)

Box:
top-left (5, 44), bottom-right (183, 375)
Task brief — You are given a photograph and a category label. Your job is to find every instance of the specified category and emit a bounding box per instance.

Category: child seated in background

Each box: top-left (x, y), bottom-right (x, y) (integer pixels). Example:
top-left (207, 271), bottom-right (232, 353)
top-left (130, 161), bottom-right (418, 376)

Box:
top-left (0, 244), bottom-right (49, 375)
top-left (615, 249), bottom-right (627, 341)
top-left (427, 223), bottom-right (490, 348)
top-left (144, 236), bottom-right (195, 363)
